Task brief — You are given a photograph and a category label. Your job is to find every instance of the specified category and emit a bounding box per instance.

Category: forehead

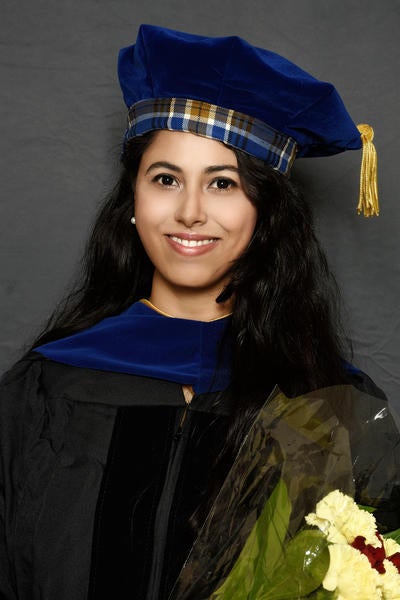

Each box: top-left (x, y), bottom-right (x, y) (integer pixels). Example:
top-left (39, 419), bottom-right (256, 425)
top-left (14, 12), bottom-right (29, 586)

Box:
top-left (139, 130), bottom-right (238, 168)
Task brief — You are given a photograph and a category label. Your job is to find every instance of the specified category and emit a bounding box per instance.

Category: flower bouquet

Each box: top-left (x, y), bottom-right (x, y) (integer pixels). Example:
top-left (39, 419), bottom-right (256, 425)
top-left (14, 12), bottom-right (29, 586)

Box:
top-left (170, 385), bottom-right (400, 600)
top-left (211, 486), bottom-right (400, 599)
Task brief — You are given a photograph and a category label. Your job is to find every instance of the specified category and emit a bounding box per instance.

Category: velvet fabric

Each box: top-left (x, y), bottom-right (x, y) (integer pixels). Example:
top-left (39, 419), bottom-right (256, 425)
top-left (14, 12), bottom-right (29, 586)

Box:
top-left (88, 404), bottom-right (232, 599)
top-left (35, 301), bottom-right (231, 394)
top-left (0, 354), bottom-right (235, 600)
top-left (118, 24), bottom-right (362, 159)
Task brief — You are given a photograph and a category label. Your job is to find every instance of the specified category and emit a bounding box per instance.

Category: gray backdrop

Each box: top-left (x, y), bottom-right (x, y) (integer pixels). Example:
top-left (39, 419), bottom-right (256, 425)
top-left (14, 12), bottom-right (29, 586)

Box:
top-left (1, 1), bottom-right (399, 421)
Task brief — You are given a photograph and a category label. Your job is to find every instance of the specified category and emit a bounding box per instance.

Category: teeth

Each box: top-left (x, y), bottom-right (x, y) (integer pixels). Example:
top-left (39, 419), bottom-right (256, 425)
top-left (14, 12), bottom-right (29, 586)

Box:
top-left (170, 236), bottom-right (215, 247)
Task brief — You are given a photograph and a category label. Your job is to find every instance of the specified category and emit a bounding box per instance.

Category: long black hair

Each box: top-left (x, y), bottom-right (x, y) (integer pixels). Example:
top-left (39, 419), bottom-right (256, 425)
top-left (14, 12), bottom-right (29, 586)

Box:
top-left (219, 149), bottom-right (350, 445)
top-left (32, 131), bottom-right (349, 426)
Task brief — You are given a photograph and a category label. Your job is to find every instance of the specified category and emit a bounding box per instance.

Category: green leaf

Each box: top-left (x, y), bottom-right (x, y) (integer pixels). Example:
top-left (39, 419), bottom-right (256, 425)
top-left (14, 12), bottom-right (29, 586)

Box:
top-left (357, 504), bottom-right (376, 513)
top-left (211, 479), bottom-right (291, 600)
top-left (308, 589), bottom-right (336, 599)
top-left (211, 480), bottom-right (331, 600)
top-left (255, 530), bottom-right (329, 600)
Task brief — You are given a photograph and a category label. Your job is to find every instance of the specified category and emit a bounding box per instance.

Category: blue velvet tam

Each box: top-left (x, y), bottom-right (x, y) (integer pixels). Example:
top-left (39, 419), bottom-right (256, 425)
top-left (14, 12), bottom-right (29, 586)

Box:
top-left (118, 24), bottom-right (362, 175)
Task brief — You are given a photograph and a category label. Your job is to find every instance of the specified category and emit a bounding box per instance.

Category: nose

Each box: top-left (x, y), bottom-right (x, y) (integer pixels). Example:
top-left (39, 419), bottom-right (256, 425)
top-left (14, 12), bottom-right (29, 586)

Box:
top-left (174, 187), bottom-right (207, 227)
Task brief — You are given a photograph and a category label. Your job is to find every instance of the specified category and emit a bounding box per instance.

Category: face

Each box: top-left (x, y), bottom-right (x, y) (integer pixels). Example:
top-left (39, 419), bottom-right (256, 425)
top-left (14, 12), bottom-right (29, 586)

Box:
top-left (133, 130), bottom-right (257, 305)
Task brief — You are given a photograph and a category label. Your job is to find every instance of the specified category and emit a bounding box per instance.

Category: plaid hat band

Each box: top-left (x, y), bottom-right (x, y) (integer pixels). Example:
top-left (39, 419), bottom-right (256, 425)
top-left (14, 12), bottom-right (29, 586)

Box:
top-left (126, 98), bottom-right (297, 175)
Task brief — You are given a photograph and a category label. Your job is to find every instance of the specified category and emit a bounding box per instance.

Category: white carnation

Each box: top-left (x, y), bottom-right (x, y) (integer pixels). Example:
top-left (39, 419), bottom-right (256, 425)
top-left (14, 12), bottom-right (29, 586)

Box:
top-left (383, 538), bottom-right (400, 558)
top-left (305, 489), bottom-right (378, 546)
top-left (323, 543), bottom-right (382, 600)
top-left (380, 559), bottom-right (400, 599)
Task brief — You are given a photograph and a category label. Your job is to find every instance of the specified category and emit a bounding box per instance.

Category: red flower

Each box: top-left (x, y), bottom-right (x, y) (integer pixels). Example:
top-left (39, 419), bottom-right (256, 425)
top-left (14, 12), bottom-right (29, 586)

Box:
top-left (351, 535), bottom-right (386, 574)
top-left (351, 534), bottom-right (400, 575)
top-left (388, 552), bottom-right (400, 574)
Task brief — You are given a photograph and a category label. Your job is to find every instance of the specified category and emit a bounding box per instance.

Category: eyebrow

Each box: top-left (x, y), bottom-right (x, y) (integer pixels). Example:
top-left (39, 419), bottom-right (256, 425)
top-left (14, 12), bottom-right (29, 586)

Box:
top-left (205, 165), bottom-right (239, 174)
top-left (145, 161), bottom-right (239, 175)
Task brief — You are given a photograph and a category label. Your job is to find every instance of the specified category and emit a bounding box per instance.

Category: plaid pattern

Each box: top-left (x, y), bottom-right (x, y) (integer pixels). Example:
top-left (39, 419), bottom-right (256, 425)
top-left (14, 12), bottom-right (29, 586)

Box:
top-left (126, 98), bottom-right (297, 175)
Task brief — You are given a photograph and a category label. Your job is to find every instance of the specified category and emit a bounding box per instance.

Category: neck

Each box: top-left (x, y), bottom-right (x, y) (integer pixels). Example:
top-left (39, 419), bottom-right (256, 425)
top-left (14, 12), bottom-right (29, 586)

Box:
top-left (148, 283), bottom-right (232, 322)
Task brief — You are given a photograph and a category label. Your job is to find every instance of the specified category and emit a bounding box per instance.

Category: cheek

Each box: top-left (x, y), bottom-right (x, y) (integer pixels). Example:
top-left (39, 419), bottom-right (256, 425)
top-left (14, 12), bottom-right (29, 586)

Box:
top-left (236, 224), bottom-right (256, 254)
top-left (134, 215), bottom-right (160, 254)
top-left (133, 197), bottom-right (156, 253)
top-left (134, 191), bottom-right (168, 229)
top-left (226, 209), bottom-right (257, 242)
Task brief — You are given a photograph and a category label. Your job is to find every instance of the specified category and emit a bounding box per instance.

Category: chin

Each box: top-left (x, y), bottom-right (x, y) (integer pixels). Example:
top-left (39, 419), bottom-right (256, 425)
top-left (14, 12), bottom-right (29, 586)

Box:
top-left (165, 271), bottom-right (228, 293)
top-left (171, 279), bottom-right (224, 293)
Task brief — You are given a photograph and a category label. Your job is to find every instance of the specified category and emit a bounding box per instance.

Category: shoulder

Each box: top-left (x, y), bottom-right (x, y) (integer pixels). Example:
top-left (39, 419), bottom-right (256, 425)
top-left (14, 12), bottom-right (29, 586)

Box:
top-left (338, 366), bottom-right (394, 434)
top-left (0, 351), bottom-right (43, 387)
top-left (0, 353), bottom-right (48, 449)
top-left (0, 352), bottom-right (45, 412)
top-left (336, 364), bottom-right (391, 426)
top-left (345, 364), bottom-right (387, 401)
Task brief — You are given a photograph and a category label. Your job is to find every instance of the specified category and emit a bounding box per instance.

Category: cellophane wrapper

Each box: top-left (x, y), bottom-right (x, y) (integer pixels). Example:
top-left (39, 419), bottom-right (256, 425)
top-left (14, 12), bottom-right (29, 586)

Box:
top-left (169, 384), bottom-right (400, 599)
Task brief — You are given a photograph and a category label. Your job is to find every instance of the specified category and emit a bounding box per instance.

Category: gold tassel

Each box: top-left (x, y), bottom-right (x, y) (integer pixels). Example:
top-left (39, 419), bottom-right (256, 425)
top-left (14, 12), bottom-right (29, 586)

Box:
top-left (356, 124), bottom-right (379, 216)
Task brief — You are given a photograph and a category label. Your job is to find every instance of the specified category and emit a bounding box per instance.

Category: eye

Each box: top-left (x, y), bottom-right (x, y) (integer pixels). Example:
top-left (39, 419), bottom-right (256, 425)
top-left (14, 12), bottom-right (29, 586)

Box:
top-left (210, 177), bottom-right (237, 190)
top-left (153, 173), bottom-right (178, 187)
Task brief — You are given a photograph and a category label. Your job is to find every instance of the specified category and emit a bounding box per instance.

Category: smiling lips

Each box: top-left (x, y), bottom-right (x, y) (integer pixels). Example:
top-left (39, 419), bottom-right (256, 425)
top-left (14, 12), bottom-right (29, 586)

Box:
top-left (170, 235), bottom-right (216, 247)
top-left (166, 233), bottom-right (219, 255)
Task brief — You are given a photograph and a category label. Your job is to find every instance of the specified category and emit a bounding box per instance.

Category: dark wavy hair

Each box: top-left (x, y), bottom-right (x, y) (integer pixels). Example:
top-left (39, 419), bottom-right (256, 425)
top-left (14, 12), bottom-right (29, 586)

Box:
top-left (32, 131), bottom-right (349, 434)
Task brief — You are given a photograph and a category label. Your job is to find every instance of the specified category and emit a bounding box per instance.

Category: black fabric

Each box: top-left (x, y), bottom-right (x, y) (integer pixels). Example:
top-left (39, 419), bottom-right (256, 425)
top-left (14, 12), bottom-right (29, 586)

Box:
top-left (0, 355), bottom-right (232, 600)
top-left (34, 351), bottom-right (232, 414)
top-left (0, 353), bottom-right (398, 599)
top-left (88, 406), bottom-right (231, 599)
top-left (0, 356), bottom-right (117, 599)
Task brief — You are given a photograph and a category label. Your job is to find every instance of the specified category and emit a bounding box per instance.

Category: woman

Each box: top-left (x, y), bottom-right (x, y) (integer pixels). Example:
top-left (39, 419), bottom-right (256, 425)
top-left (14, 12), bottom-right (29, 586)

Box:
top-left (0, 25), bottom-right (398, 600)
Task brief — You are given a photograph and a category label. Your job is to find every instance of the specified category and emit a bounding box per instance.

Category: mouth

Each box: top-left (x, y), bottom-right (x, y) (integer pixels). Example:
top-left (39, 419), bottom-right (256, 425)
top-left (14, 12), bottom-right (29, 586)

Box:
top-left (165, 233), bottom-right (219, 256)
top-left (168, 235), bottom-right (218, 248)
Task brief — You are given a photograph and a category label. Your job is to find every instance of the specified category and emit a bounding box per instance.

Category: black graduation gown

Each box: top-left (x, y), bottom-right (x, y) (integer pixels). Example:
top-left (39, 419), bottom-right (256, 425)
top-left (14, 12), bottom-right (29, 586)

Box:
top-left (0, 353), bottom-right (234, 599)
top-left (1, 353), bottom-right (399, 599)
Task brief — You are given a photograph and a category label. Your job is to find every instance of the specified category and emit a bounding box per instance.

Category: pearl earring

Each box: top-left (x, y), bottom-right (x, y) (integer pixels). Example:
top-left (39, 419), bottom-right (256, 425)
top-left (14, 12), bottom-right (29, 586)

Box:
top-left (130, 216), bottom-right (136, 225)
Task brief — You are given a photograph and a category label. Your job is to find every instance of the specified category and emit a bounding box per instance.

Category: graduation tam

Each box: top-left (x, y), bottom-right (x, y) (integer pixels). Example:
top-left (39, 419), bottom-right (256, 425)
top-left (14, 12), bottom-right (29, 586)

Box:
top-left (118, 24), bottom-right (378, 216)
